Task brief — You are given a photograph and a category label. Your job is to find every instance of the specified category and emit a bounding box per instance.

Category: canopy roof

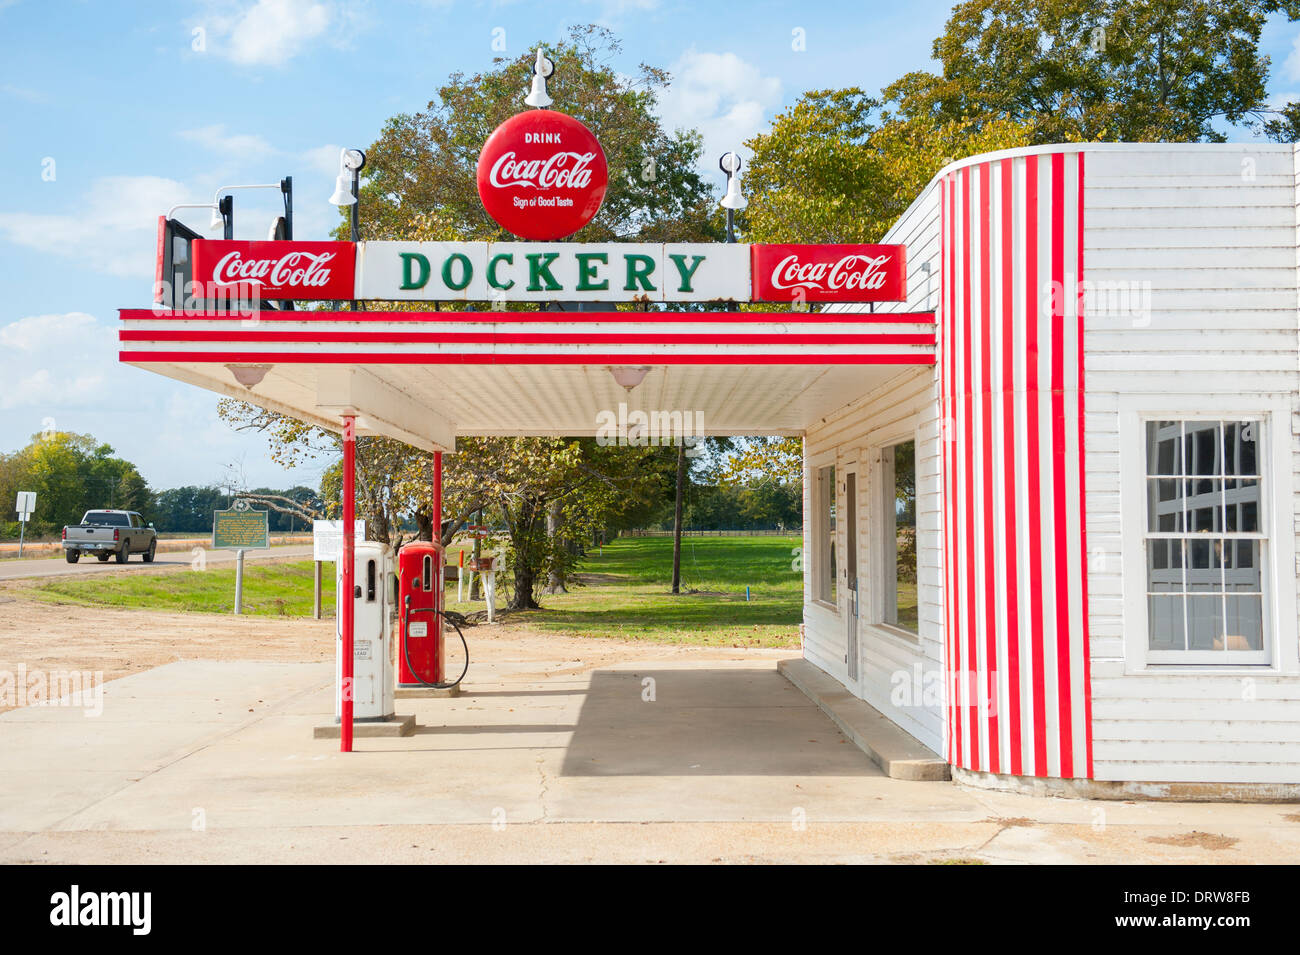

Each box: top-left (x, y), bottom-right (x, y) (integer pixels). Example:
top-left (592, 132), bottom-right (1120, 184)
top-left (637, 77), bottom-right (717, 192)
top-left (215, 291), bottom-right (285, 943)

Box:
top-left (119, 309), bottom-right (936, 450)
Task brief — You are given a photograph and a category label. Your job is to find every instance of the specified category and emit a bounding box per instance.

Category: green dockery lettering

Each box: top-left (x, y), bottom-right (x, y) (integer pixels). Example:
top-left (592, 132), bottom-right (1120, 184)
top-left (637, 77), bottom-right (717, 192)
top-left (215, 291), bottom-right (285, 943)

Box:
top-left (488, 253), bottom-right (515, 290)
top-left (441, 253), bottom-right (472, 291)
top-left (400, 253), bottom-right (431, 290)
top-left (624, 254), bottom-right (656, 292)
top-left (575, 252), bottom-right (609, 291)
top-left (526, 252), bottom-right (563, 291)
top-left (668, 254), bottom-right (706, 293)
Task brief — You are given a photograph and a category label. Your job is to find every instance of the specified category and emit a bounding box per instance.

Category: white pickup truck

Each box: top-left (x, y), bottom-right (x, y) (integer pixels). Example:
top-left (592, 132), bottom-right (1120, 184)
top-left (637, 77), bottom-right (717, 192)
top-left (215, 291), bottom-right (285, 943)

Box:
top-left (62, 510), bottom-right (157, 564)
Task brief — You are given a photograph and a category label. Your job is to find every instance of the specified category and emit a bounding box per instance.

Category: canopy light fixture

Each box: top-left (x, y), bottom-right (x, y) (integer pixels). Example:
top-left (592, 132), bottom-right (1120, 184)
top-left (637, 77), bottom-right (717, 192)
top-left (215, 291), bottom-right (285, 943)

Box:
top-left (226, 363), bottom-right (272, 389)
top-left (609, 365), bottom-right (651, 390)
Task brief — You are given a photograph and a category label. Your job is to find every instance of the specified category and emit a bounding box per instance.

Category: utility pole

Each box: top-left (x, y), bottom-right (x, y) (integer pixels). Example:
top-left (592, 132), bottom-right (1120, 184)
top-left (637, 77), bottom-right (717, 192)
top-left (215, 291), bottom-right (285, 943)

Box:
top-left (671, 442), bottom-right (685, 594)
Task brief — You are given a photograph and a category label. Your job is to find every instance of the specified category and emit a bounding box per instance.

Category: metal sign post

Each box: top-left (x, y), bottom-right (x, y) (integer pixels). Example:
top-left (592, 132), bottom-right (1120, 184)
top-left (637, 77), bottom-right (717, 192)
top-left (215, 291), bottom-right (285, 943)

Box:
top-left (14, 492), bottom-right (35, 558)
top-left (213, 501), bottom-right (269, 615)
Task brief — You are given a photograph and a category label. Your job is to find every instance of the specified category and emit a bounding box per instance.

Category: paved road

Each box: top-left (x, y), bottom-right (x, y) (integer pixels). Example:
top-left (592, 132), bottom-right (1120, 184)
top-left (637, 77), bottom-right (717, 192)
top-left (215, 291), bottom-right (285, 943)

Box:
top-left (0, 544), bottom-right (316, 581)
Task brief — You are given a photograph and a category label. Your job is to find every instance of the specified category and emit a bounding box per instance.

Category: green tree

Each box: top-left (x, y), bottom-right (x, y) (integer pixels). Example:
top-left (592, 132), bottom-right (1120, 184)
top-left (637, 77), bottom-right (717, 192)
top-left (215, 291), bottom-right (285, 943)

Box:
top-left (884, 0), bottom-right (1300, 144)
top-left (743, 87), bottom-right (1033, 245)
top-left (0, 432), bottom-right (153, 535)
top-left (353, 23), bottom-right (718, 243)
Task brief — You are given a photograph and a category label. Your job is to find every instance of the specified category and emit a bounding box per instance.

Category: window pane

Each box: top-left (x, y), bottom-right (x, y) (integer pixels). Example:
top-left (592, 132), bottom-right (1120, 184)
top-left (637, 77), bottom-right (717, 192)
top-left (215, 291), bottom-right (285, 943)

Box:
top-left (1224, 595), bottom-right (1263, 651)
top-left (1186, 595), bottom-right (1223, 650)
top-left (1224, 479), bottom-right (1259, 533)
top-left (1225, 540), bottom-right (1261, 593)
top-left (1185, 478), bottom-right (1221, 532)
top-left (1186, 538), bottom-right (1223, 592)
top-left (1147, 539), bottom-right (1183, 591)
top-left (1184, 421), bottom-right (1221, 477)
top-left (892, 440), bottom-right (917, 634)
top-left (1148, 595), bottom-right (1185, 651)
top-left (817, 465), bottom-right (836, 605)
top-left (1224, 420), bottom-right (1258, 476)
top-left (1147, 421), bottom-right (1182, 476)
top-left (1148, 479), bottom-right (1183, 532)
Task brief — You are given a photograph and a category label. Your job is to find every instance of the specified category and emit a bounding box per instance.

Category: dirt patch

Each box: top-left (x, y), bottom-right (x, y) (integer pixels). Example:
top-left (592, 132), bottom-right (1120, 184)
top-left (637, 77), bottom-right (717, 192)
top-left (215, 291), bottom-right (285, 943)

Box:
top-left (0, 596), bottom-right (333, 711)
top-left (1145, 831), bottom-right (1239, 851)
top-left (0, 593), bottom-right (793, 713)
top-left (1283, 813), bottom-right (1300, 823)
top-left (987, 817), bottom-right (1036, 828)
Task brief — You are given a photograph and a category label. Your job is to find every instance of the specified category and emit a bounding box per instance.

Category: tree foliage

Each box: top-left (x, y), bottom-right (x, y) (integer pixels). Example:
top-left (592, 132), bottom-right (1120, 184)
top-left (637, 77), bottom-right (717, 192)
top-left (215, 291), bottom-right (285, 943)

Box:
top-left (353, 23), bottom-right (719, 243)
top-left (884, 0), bottom-right (1300, 144)
top-left (0, 432), bottom-right (150, 536)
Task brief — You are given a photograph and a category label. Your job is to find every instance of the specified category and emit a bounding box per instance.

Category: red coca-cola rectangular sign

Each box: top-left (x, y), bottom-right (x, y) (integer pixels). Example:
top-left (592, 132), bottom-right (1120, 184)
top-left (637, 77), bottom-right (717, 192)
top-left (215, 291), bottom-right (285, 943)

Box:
top-left (751, 243), bottom-right (907, 303)
top-left (190, 240), bottom-right (356, 300)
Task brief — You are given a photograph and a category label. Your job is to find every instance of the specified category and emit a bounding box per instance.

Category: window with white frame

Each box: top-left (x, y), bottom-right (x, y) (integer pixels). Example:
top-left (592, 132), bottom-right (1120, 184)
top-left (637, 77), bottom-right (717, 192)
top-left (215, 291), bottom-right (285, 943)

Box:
top-left (813, 464), bottom-right (837, 605)
top-left (1144, 419), bottom-right (1267, 664)
top-left (880, 440), bottom-right (918, 634)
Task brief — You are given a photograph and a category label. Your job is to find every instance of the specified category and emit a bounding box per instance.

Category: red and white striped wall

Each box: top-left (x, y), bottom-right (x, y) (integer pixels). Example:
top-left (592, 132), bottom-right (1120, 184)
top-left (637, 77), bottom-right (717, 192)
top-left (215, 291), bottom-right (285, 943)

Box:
top-left (939, 151), bottom-right (1093, 780)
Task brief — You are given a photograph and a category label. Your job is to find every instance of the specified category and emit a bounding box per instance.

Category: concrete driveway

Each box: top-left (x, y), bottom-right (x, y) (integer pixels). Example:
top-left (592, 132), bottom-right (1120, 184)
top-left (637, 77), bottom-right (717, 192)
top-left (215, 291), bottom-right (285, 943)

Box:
top-left (1, 651), bottom-right (1298, 864)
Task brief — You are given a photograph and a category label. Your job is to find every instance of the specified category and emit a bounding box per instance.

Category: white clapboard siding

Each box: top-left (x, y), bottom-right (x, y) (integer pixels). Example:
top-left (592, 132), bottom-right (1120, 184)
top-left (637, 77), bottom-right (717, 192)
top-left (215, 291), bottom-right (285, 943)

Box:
top-left (804, 184), bottom-right (945, 756)
top-left (1082, 143), bottom-right (1300, 784)
top-left (803, 369), bottom-right (944, 755)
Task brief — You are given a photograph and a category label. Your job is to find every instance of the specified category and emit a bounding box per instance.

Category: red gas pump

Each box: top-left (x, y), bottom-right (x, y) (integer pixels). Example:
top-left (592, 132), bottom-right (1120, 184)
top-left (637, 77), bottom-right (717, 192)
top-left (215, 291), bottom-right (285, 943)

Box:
top-left (396, 540), bottom-right (468, 689)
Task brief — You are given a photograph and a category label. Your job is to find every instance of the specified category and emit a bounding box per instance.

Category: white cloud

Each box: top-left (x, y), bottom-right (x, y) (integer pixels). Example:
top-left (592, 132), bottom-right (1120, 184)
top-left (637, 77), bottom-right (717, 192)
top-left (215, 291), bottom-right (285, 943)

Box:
top-left (301, 142), bottom-right (344, 176)
top-left (200, 0), bottom-right (356, 67)
top-left (0, 311), bottom-right (101, 352)
top-left (655, 49), bottom-right (782, 171)
top-left (0, 313), bottom-right (114, 412)
top-left (1, 84), bottom-right (48, 103)
top-left (180, 124), bottom-right (278, 160)
top-left (0, 176), bottom-right (189, 278)
top-left (1286, 31), bottom-right (1300, 83)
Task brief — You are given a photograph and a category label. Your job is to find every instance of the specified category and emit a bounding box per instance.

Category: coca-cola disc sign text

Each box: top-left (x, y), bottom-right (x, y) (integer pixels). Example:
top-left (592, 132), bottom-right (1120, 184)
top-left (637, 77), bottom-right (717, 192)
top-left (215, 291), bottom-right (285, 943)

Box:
top-left (751, 243), bottom-right (908, 303)
top-left (477, 111), bottom-right (608, 240)
top-left (190, 240), bottom-right (356, 300)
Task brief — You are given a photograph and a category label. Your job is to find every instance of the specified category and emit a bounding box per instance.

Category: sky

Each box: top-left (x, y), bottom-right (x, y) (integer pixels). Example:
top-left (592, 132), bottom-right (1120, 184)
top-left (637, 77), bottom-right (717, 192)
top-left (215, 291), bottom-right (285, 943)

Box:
top-left (3, 0), bottom-right (1300, 496)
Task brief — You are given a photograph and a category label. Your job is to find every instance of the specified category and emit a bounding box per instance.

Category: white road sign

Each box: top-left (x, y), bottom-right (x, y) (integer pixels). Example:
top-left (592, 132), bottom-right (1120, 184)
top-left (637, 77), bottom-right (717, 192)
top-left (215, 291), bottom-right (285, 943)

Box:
top-left (312, 519), bottom-right (367, 562)
top-left (15, 491), bottom-right (35, 518)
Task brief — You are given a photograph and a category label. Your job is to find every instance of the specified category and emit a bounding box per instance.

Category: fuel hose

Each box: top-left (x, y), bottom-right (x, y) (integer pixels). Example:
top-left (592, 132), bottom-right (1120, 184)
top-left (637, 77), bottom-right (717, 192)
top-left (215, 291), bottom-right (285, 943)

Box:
top-left (401, 595), bottom-right (469, 690)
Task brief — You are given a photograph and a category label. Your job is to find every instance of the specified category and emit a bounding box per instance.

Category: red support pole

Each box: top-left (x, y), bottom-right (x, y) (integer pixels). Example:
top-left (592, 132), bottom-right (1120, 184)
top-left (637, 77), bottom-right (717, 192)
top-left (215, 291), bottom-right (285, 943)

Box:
top-left (341, 415), bottom-right (356, 753)
top-left (432, 450), bottom-right (442, 543)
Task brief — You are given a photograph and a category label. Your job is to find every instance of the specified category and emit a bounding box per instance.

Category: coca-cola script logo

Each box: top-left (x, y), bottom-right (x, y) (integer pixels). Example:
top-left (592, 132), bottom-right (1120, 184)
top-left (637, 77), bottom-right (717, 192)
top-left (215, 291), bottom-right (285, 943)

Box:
top-left (191, 240), bottom-right (356, 300)
top-left (477, 111), bottom-right (608, 240)
top-left (213, 250), bottom-right (337, 288)
top-left (751, 244), bottom-right (908, 303)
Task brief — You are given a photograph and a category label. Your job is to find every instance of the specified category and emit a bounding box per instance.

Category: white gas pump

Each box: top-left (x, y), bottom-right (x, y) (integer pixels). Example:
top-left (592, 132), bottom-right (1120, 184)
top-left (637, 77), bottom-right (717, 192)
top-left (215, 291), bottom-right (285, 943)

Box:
top-left (335, 541), bottom-right (396, 722)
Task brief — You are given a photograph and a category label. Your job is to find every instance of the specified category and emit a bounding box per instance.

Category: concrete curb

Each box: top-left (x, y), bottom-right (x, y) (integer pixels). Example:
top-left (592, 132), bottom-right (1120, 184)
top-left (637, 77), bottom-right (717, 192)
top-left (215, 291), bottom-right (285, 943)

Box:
top-left (313, 714), bottom-right (416, 738)
top-left (778, 658), bottom-right (950, 781)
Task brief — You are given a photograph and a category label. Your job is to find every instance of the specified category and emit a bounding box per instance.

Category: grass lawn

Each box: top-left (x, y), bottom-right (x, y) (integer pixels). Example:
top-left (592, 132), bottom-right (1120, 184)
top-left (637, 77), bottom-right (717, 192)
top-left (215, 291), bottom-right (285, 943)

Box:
top-left (28, 536), bottom-right (806, 646)
top-left (31, 561), bottom-right (335, 617)
top-left (448, 535), bottom-right (804, 647)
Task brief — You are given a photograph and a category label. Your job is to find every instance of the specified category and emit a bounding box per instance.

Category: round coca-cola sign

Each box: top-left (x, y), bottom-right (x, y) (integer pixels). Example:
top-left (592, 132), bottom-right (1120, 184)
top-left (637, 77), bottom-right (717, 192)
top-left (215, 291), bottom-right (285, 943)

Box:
top-left (476, 110), bottom-right (608, 240)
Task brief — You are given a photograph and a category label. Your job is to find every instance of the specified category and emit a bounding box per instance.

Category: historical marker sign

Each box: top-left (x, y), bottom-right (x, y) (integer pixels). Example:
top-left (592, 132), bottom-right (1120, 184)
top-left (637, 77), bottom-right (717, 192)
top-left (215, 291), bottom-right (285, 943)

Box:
top-left (213, 509), bottom-right (269, 550)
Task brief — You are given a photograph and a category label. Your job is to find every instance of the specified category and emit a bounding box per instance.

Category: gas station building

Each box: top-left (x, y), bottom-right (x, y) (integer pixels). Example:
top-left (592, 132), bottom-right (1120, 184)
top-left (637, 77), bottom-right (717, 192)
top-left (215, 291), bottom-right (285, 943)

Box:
top-left (123, 140), bottom-right (1300, 796)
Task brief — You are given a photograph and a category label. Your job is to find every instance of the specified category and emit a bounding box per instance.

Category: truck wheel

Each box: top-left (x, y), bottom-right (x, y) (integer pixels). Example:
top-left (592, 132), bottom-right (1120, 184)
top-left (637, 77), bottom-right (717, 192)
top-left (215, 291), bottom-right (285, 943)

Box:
top-left (143, 539), bottom-right (156, 563)
top-left (97, 553), bottom-right (111, 562)
top-left (65, 551), bottom-right (79, 564)
top-left (115, 546), bottom-right (129, 564)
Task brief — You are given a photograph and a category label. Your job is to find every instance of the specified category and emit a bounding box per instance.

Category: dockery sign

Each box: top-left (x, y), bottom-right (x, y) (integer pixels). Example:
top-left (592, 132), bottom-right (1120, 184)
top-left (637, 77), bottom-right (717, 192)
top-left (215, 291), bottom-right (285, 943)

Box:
top-left (184, 239), bottom-right (907, 304)
top-left (177, 98), bottom-right (908, 306)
